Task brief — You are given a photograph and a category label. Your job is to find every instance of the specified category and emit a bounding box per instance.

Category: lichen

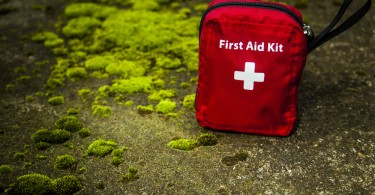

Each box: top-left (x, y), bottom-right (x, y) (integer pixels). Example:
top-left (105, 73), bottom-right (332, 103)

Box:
top-left (55, 116), bottom-right (82, 132)
top-left (54, 154), bottom-right (77, 170)
top-left (167, 139), bottom-right (197, 151)
top-left (182, 94), bottom-right (195, 110)
top-left (155, 99), bottom-right (176, 114)
top-left (48, 96), bottom-right (65, 106)
top-left (31, 128), bottom-right (71, 144)
top-left (86, 139), bottom-right (117, 158)
top-left (0, 165), bottom-right (13, 174)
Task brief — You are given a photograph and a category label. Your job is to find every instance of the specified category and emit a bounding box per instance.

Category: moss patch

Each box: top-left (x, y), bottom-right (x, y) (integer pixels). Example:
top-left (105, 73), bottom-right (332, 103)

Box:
top-left (7, 174), bottom-right (82, 195)
top-left (167, 139), bottom-right (198, 151)
top-left (197, 133), bottom-right (218, 146)
top-left (92, 104), bottom-right (112, 117)
top-left (55, 116), bottom-right (82, 132)
top-left (7, 174), bottom-right (55, 195)
top-left (182, 94), bottom-right (195, 110)
top-left (0, 165), bottom-right (13, 174)
top-left (54, 154), bottom-right (77, 170)
top-left (155, 99), bottom-right (176, 114)
top-left (86, 139), bottom-right (117, 158)
top-left (31, 129), bottom-right (71, 144)
top-left (121, 166), bottom-right (140, 183)
top-left (48, 96), bottom-right (65, 106)
top-left (52, 175), bottom-right (83, 195)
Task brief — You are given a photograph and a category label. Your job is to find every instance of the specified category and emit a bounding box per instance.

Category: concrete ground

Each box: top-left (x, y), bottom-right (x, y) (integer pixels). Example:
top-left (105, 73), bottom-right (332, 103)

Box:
top-left (0, 0), bottom-right (374, 194)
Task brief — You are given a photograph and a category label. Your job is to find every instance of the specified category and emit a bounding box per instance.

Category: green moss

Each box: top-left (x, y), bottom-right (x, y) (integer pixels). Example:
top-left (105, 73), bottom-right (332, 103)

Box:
top-left (54, 154), bottom-right (77, 170)
top-left (5, 83), bottom-right (15, 90)
top-left (26, 95), bottom-right (36, 102)
top-left (180, 82), bottom-right (191, 89)
top-left (36, 154), bottom-right (48, 160)
top-left (182, 94), bottom-right (195, 110)
top-left (85, 55), bottom-right (113, 70)
top-left (35, 142), bottom-right (50, 150)
top-left (133, 1), bottom-right (159, 11)
top-left (156, 99), bottom-right (176, 114)
top-left (16, 75), bottom-right (32, 83)
top-left (78, 128), bottom-right (91, 138)
top-left (13, 152), bottom-right (26, 161)
top-left (97, 85), bottom-right (114, 97)
top-left (7, 174), bottom-right (55, 195)
top-left (55, 116), bottom-right (82, 132)
top-left (23, 162), bottom-right (32, 169)
top-left (86, 139), bottom-right (117, 158)
top-left (197, 133), bottom-right (218, 146)
top-left (67, 108), bottom-right (79, 115)
top-left (62, 17), bottom-right (101, 37)
top-left (121, 166), bottom-right (140, 183)
top-left (0, 165), bottom-right (13, 174)
top-left (78, 167), bottom-right (87, 174)
top-left (92, 104), bottom-right (112, 117)
top-left (111, 77), bottom-right (153, 94)
top-left (32, 32), bottom-right (64, 48)
top-left (78, 88), bottom-right (93, 97)
top-left (48, 96), bottom-right (65, 106)
top-left (155, 56), bottom-right (182, 69)
top-left (31, 129), bottom-right (71, 144)
top-left (137, 105), bottom-right (154, 115)
top-left (69, 51), bottom-right (87, 62)
top-left (152, 79), bottom-right (165, 89)
top-left (105, 60), bottom-right (146, 78)
top-left (53, 175), bottom-right (82, 195)
top-left (14, 66), bottom-right (26, 74)
top-left (125, 100), bottom-right (134, 107)
top-left (148, 90), bottom-right (176, 102)
top-left (66, 67), bottom-right (87, 81)
top-left (90, 71), bottom-right (109, 79)
top-left (167, 139), bottom-right (197, 151)
top-left (111, 146), bottom-right (127, 166)
top-left (65, 3), bottom-right (117, 19)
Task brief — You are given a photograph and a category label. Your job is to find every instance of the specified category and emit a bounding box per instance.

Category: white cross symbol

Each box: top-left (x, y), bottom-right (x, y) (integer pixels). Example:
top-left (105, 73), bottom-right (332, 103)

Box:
top-left (234, 62), bottom-right (265, 90)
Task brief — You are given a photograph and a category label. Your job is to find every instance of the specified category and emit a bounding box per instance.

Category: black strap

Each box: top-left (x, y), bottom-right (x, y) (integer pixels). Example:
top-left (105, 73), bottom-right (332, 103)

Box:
top-left (308, 0), bottom-right (372, 53)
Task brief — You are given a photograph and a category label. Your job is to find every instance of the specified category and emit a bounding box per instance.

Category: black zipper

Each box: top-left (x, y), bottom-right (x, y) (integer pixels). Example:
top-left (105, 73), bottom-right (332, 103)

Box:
top-left (199, 1), bottom-right (304, 38)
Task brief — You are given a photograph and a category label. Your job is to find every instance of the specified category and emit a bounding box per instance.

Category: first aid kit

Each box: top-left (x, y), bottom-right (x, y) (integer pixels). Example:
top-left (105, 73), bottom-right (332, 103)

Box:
top-left (196, 0), bottom-right (371, 136)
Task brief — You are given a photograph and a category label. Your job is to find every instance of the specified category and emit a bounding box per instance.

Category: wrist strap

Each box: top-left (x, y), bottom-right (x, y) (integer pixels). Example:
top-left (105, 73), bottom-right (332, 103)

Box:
top-left (308, 0), bottom-right (372, 53)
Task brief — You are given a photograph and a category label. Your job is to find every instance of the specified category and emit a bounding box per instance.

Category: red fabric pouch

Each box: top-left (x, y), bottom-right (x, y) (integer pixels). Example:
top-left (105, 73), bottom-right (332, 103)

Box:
top-left (196, 0), bottom-right (371, 136)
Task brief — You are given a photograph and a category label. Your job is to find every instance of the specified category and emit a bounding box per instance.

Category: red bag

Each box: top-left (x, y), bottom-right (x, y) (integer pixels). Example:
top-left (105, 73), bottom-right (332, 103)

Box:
top-left (196, 0), bottom-right (371, 136)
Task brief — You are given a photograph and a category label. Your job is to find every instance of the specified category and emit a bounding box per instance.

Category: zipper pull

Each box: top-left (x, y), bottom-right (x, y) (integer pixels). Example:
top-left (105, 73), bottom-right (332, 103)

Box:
top-left (303, 24), bottom-right (314, 43)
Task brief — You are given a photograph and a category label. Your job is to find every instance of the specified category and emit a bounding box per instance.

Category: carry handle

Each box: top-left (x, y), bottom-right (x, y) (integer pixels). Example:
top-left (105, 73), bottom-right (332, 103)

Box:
top-left (308, 0), bottom-right (372, 53)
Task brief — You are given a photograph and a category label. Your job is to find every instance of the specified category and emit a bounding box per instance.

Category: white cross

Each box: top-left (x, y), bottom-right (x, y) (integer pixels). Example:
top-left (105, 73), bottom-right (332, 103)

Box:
top-left (234, 62), bottom-right (265, 90)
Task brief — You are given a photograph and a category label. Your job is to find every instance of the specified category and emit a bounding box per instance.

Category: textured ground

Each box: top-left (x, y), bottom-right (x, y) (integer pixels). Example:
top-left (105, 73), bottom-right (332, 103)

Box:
top-left (0, 0), bottom-right (374, 194)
